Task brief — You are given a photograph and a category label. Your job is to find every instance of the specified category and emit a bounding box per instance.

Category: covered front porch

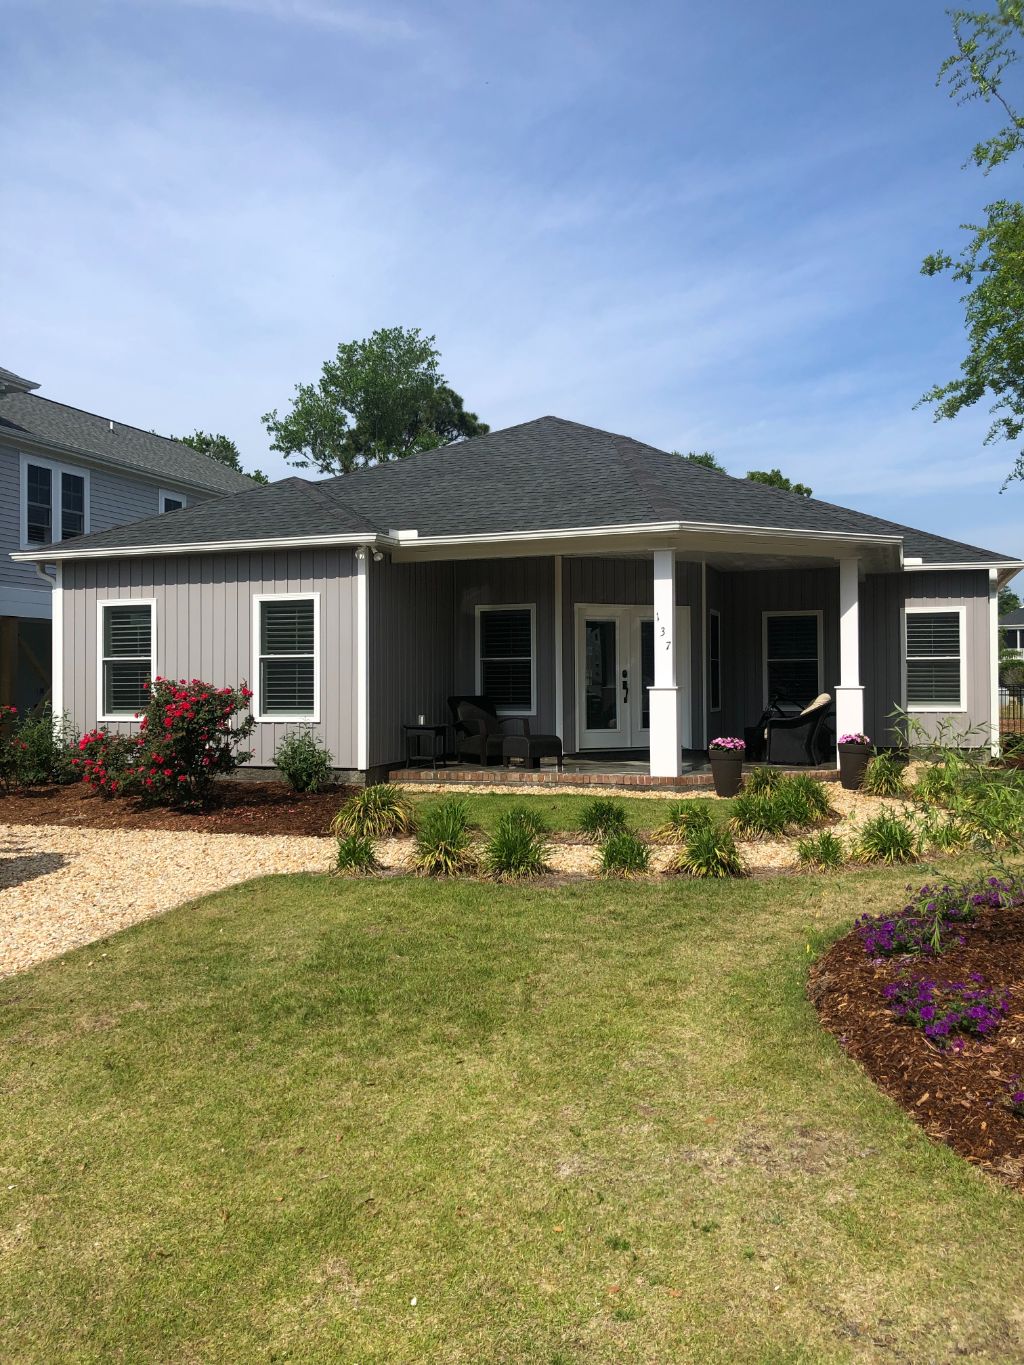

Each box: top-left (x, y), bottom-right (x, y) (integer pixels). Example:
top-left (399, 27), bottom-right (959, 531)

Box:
top-left (369, 528), bottom-right (887, 782)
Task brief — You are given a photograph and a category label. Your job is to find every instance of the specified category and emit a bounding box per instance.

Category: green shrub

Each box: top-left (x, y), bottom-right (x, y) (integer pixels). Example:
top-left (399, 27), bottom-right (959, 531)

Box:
top-left (675, 823), bottom-right (745, 878)
top-left (729, 792), bottom-right (788, 839)
top-left (862, 751), bottom-right (908, 797)
top-left (415, 797), bottom-right (476, 876)
top-left (773, 774), bottom-right (835, 827)
top-left (0, 706), bottom-right (79, 788)
top-left (599, 830), bottom-right (650, 877)
top-left (73, 729), bottom-right (143, 798)
top-left (500, 802), bottom-right (551, 836)
top-left (796, 831), bottom-right (845, 870)
top-left (743, 766), bottom-right (783, 795)
top-left (335, 834), bottom-right (380, 875)
top-left (483, 812), bottom-right (549, 881)
top-left (653, 800), bottom-right (714, 843)
top-left (578, 798), bottom-right (629, 840)
top-left (273, 729), bottom-right (334, 792)
top-left (332, 784), bottom-right (414, 838)
top-left (855, 811), bottom-right (918, 864)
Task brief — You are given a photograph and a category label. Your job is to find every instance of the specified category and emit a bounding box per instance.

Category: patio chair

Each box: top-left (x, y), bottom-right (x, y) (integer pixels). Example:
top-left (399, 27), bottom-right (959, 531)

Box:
top-left (450, 697), bottom-right (530, 766)
top-left (764, 693), bottom-right (833, 766)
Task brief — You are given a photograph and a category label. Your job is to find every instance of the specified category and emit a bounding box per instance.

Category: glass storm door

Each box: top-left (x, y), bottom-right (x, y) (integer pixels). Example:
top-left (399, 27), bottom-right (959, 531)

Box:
top-left (579, 613), bottom-right (630, 747)
top-left (631, 615), bottom-right (655, 742)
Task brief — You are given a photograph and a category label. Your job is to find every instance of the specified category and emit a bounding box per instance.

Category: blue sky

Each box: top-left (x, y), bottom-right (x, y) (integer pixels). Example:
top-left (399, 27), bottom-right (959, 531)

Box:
top-left (3, 0), bottom-right (1021, 572)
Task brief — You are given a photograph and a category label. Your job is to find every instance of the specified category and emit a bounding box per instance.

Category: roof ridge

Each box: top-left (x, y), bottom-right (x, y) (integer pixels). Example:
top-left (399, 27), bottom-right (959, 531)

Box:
top-left (16, 392), bottom-right (204, 452)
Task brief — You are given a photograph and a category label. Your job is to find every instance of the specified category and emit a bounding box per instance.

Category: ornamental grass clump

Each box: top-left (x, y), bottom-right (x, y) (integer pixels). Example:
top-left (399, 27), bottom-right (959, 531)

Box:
top-left (483, 810), bottom-right (549, 882)
top-left (796, 831), bottom-right (845, 870)
top-left (653, 800), bottom-right (714, 843)
top-left (675, 822), bottom-right (745, 878)
top-left (500, 802), bottom-right (550, 836)
top-left (773, 773), bottom-right (835, 827)
top-left (883, 975), bottom-right (1009, 1050)
top-left (332, 784), bottom-right (414, 838)
top-left (334, 834), bottom-right (380, 875)
top-left (854, 811), bottom-right (918, 864)
top-left (862, 750), bottom-right (908, 797)
top-left (600, 830), bottom-right (651, 877)
top-left (578, 798), bottom-right (629, 840)
top-left (415, 797), bottom-right (476, 876)
top-left (743, 766), bottom-right (783, 796)
top-left (728, 791), bottom-right (788, 839)
top-left (274, 729), bottom-right (334, 792)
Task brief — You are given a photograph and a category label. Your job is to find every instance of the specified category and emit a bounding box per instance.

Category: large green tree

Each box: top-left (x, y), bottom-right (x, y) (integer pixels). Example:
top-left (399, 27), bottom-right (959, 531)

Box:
top-left (745, 467), bottom-right (813, 497)
top-left (262, 326), bottom-right (488, 476)
top-left (675, 449), bottom-right (727, 471)
top-left (173, 430), bottom-right (269, 484)
top-left (1000, 584), bottom-right (1022, 615)
top-left (920, 3), bottom-right (1024, 485)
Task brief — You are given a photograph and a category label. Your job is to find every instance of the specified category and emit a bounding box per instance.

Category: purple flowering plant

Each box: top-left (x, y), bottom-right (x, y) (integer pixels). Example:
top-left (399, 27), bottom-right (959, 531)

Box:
top-left (838, 733), bottom-right (872, 746)
top-left (856, 873), bottom-right (1024, 958)
top-left (1006, 1077), bottom-right (1024, 1117)
top-left (883, 975), bottom-right (1010, 1050)
top-left (709, 737), bottom-right (745, 753)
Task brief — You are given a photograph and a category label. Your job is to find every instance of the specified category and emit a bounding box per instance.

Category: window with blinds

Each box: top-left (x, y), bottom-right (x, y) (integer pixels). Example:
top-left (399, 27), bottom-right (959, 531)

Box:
top-left (61, 472), bottom-right (86, 539)
top-left (26, 464), bottom-right (52, 544)
top-left (764, 612), bottom-right (821, 705)
top-left (101, 602), bottom-right (154, 717)
top-left (708, 610), bottom-right (722, 712)
top-left (477, 606), bottom-right (534, 712)
top-left (257, 596), bottom-right (317, 717)
top-left (906, 609), bottom-right (963, 709)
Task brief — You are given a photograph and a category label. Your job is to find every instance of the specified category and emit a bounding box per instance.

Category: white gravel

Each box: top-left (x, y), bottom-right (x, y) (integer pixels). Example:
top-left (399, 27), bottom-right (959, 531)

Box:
top-left (0, 824), bottom-right (333, 980)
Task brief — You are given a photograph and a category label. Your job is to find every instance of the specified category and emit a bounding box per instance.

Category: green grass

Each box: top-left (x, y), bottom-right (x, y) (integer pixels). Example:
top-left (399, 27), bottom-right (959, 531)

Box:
top-left (409, 790), bottom-right (727, 835)
top-left (3, 863), bottom-right (1024, 1361)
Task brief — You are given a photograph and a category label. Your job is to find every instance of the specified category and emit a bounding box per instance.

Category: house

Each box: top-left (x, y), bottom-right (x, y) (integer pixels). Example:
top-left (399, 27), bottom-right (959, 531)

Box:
top-left (1000, 608), bottom-right (1024, 661)
top-left (0, 366), bottom-right (255, 712)
top-left (11, 417), bottom-right (1023, 780)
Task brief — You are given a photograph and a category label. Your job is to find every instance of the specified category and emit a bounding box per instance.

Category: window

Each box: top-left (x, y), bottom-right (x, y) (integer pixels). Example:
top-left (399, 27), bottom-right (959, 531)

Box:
top-left (159, 490), bottom-right (186, 514)
top-left (20, 454), bottom-right (89, 545)
top-left (99, 601), bottom-right (155, 718)
top-left (763, 611), bottom-right (822, 706)
top-left (708, 609), bottom-right (721, 712)
top-left (254, 594), bottom-right (319, 720)
top-left (476, 605), bottom-right (535, 713)
top-left (905, 607), bottom-right (965, 710)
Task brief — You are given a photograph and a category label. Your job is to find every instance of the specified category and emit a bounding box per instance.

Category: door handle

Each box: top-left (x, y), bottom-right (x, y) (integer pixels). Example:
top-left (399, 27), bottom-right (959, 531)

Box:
top-left (621, 669), bottom-right (629, 703)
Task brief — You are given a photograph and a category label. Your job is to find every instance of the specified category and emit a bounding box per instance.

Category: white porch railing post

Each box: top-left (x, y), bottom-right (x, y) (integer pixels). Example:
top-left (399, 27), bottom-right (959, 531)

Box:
top-left (835, 557), bottom-right (865, 757)
top-left (649, 549), bottom-right (681, 777)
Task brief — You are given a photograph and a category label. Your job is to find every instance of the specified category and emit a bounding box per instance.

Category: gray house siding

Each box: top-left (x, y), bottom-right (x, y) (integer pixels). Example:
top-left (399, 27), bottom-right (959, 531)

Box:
top-left (1, 441), bottom-right (198, 614)
top-left (860, 569), bottom-right (991, 744)
top-left (368, 557), bottom-right (457, 769)
top-left (61, 549), bottom-right (359, 768)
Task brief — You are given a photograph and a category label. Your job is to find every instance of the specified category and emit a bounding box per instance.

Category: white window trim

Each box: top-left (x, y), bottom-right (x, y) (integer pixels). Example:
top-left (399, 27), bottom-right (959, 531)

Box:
top-left (708, 607), bottom-right (722, 713)
top-left (761, 609), bottom-right (824, 705)
top-left (96, 598), bottom-right (156, 722)
top-left (474, 603), bottom-right (537, 716)
top-left (159, 489), bottom-right (188, 514)
top-left (902, 603), bottom-right (968, 713)
top-left (252, 592), bottom-right (321, 724)
top-left (20, 451), bottom-right (91, 548)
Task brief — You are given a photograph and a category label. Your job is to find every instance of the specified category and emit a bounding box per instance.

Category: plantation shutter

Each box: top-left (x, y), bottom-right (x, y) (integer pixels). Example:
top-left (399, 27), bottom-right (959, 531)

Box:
top-left (765, 614), bottom-right (820, 705)
top-left (906, 611), bottom-right (962, 708)
top-left (479, 608), bottom-right (533, 711)
top-left (259, 598), bottom-right (316, 715)
top-left (102, 604), bottom-right (152, 716)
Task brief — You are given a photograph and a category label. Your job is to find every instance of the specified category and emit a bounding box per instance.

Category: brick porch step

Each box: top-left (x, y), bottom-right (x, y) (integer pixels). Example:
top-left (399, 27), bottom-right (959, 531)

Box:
top-left (389, 766), bottom-right (840, 791)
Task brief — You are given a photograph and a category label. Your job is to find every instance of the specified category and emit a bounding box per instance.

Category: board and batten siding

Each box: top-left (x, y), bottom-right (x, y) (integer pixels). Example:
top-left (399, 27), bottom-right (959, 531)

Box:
top-left (860, 569), bottom-right (991, 743)
top-left (61, 550), bottom-right (359, 768)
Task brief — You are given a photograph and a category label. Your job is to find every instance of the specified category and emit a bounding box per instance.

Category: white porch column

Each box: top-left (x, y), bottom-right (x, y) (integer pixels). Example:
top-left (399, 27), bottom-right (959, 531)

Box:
top-left (835, 557), bottom-right (865, 754)
top-left (649, 549), bottom-right (681, 777)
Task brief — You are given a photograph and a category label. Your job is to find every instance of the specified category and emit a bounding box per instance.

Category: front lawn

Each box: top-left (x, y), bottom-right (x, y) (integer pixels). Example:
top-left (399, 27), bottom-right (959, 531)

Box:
top-left (409, 789), bottom-right (727, 834)
top-left (3, 868), bottom-right (1024, 1361)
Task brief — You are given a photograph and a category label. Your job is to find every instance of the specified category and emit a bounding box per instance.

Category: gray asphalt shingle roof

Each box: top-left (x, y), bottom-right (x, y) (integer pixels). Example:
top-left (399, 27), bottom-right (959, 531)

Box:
top-left (0, 390), bottom-right (256, 495)
top-left (1001, 608), bottom-right (1024, 626)
top-left (17, 415), bottom-right (1020, 565)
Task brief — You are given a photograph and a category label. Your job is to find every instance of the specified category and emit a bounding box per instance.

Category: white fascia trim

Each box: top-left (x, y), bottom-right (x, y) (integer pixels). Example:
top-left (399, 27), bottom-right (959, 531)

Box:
top-left (12, 533), bottom-right (389, 562)
top-left (904, 560), bottom-right (1024, 574)
top-left (394, 521), bottom-right (905, 549)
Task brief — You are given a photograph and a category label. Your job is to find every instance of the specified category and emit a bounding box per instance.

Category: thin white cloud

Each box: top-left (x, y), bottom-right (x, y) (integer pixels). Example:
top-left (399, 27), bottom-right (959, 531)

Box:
top-left (118, 0), bottom-right (417, 40)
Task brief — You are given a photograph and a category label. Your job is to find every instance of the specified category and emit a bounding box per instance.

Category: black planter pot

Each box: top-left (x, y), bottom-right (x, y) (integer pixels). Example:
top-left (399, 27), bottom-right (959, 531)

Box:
top-left (708, 750), bottom-right (745, 797)
top-left (838, 742), bottom-right (872, 791)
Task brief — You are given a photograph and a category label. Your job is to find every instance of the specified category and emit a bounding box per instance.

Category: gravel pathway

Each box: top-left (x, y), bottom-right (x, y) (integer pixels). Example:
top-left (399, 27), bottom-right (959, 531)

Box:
top-left (0, 824), bottom-right (333, 980)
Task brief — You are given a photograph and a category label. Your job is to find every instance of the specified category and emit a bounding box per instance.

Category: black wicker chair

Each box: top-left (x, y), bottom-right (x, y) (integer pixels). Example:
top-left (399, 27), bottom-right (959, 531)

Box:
top-left (448, 696), bottom-right (529, 766)
top-left (764, 693), bottom-right (833, 766)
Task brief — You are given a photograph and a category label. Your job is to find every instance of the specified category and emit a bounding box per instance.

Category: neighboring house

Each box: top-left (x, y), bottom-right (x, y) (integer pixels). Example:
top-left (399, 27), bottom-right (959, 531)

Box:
top-left (0, 366), bottom-right (255, 712)
top-left (12, 417), bottom-right (1024, 778)
top-left (1000, 608), bottom-right (1024, 661)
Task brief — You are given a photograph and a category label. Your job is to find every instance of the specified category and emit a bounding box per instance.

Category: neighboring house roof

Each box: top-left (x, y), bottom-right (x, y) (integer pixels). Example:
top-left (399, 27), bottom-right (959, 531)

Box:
top-left (1000, 609), bottom-right (1024, 626)
top-left (0, 367), bottom-right (40, 396)
top-left (11, 415), bottom-right (1022, 568)
top-left (0, 389), bottom-right (255, 495)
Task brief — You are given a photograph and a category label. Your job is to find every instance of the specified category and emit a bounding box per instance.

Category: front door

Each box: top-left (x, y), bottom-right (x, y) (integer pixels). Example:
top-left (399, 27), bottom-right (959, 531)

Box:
top-left (575, 605), bottom-right (690, 750)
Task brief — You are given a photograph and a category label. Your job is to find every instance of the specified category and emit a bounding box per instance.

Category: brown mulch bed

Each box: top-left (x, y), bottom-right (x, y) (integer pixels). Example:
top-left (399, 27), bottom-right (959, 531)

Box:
top-left (810, 902), bottom-right (1024, 1190)
top-left (0, 782), bottom-right (358, 836)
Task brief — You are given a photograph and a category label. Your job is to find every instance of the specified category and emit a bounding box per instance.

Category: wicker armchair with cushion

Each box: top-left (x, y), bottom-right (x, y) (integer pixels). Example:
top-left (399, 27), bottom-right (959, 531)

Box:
top-left (764, 692), bottom-right (833, 766)
top-left (449, 696), bottom-right (530, 766)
